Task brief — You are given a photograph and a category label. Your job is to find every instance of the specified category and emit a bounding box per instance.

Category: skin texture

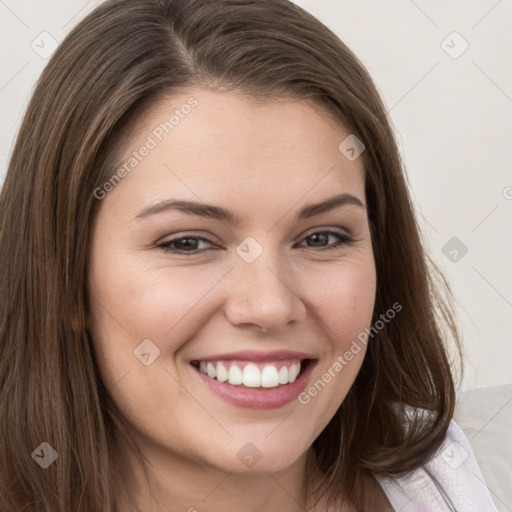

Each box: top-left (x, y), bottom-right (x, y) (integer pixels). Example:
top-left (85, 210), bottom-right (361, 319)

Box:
top-left (87, 88), bottom-right (380, 511)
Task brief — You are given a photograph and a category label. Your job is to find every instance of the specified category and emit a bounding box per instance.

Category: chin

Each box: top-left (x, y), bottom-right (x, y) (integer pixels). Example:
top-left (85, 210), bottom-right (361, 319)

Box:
top-left (198, 435), bottom-right (311, 476)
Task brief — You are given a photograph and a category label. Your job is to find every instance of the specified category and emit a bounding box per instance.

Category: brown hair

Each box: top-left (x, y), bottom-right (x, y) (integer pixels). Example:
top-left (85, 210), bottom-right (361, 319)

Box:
top-left (0, 0), bottom-right (462, 510)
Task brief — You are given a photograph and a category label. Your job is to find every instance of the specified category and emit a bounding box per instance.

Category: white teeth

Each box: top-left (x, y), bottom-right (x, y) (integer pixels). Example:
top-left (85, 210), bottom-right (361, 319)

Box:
top-left (216, 362), bottom-right (228, 382)
top-left (207, 362), bottom-right (216, 378)
top-left (242, 363), bottom-right (260, 387)
top-left (278, 366), bottom-right (289, 385)
top-left (288, 361), bottom-right (300, 383)
top-left (261, 365), bottom-right (279, 388)
top-left (228, 365), bottom-right (243, 385)
top-left (196, 359), bottom-right (304, 388)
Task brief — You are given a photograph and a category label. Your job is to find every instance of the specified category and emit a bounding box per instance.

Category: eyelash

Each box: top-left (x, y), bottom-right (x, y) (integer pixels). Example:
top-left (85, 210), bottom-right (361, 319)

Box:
top-left (157, 229), bottom-right (356, 255)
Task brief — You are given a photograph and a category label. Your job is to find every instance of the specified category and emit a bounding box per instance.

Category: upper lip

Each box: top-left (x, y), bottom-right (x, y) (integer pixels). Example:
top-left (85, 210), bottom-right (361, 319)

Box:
top-left (190, 350), bottom-right (316, 363)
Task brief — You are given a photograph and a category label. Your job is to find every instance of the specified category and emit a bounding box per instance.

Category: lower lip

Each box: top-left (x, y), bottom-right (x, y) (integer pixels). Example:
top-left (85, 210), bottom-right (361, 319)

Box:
top-left (193, 361), bottom-right (317, 409)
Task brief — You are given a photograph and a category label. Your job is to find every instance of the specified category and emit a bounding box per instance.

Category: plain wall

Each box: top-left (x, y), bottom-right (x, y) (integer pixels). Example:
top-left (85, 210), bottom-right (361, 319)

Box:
top-left (1, 0), bottom-right (511, 390)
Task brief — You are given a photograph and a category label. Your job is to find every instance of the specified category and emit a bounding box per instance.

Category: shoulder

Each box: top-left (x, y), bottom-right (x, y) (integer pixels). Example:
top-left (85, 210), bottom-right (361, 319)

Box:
top-left (374, 419), bottom-right (499, 511)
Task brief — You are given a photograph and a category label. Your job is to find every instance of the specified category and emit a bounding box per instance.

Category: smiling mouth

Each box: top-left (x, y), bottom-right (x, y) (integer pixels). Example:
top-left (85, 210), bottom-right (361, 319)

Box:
top-left (190, 359), bottom-right (313, 389)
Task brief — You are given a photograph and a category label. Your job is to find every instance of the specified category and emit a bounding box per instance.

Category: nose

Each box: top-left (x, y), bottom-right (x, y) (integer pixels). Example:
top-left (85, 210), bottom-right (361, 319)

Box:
top-left (223, 244), bottom-right (307, 332)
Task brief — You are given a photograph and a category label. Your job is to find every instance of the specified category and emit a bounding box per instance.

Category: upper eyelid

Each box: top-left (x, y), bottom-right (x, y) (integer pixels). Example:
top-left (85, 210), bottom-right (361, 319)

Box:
top-left (301, 226), bottom-right (351, 237)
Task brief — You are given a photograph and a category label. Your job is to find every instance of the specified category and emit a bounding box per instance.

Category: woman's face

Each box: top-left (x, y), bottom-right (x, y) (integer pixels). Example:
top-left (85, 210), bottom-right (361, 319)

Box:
top-left (88, 88), bottom-right (376, 476)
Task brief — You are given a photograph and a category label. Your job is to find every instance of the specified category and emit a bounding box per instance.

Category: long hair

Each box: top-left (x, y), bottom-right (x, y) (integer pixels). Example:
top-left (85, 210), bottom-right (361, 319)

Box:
top-left (0, 0), bottom-right (462, 510)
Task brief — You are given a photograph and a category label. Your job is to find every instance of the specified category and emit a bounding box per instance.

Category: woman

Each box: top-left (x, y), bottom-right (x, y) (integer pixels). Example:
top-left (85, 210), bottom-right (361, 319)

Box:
top-left (0, 0), bottom-right (498, 510)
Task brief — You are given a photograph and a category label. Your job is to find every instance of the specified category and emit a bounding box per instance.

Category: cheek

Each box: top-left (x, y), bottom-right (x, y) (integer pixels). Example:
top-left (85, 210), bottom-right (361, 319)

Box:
top-left (87, 247), bottom-right (229, 381)
top-left (292, 260), bottom-right (376, 428)
top-left (295, 257), bottom-right (375, 387)
top-left (301, 258), bottom-right (377, 345)
top-left (86, 260), bottom-right (214, 439)
top-left (89, 231), bottom-right (205, 333)
top-left (101, 264), bottom-right (230, 339)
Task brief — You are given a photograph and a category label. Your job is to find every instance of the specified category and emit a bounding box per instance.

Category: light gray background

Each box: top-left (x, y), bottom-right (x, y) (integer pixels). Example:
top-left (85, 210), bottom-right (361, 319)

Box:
top-left (1, 0), bottom-right (511, 391)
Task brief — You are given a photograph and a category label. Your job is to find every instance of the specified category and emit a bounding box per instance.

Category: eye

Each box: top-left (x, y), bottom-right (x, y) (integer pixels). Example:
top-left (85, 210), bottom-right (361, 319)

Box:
top-left (157, 229), bottom-right (356, 255)
top-left (298, 229), bottom-right (356, 251)
top-left (157, 235), bottom-right (215, 254)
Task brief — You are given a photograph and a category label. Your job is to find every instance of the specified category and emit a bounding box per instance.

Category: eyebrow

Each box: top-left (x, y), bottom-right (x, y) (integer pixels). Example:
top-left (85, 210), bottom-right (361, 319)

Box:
top-left (134, 193), bottom-right (366, 224)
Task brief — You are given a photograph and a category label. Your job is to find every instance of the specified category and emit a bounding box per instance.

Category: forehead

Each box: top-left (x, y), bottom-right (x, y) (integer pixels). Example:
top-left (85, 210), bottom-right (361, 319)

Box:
top-left (104, 88), bottom-right (366, 214)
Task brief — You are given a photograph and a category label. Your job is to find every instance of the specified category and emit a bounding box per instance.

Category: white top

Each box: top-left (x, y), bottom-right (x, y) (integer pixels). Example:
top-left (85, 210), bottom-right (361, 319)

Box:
top-left (375, 420), bottom-right (498, 511)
